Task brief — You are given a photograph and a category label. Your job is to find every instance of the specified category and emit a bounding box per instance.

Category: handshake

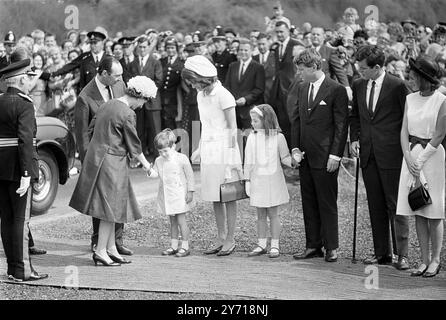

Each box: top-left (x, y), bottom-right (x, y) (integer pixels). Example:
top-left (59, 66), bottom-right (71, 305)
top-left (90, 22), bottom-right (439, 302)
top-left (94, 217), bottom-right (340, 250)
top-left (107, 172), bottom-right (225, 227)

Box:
top-left (291, 148), bottom-right (305, 168)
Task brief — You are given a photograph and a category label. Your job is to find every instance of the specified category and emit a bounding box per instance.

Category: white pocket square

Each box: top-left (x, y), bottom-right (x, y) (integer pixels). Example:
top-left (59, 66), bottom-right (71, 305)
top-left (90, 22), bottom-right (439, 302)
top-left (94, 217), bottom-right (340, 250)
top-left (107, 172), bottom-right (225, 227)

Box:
top-left (320, 100), bottom-right (327, 105)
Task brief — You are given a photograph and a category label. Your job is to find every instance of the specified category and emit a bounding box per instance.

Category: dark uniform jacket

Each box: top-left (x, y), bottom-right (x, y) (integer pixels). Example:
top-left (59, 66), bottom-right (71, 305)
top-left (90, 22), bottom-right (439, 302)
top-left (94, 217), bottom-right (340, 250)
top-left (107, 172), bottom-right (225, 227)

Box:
top-left (159, 56), bottom-right (184, 106)
top-left (119, 56), bottom-right (134, 85)
top-left (211, 49), bottom-right (237, 83)
top-left (318, 44), bottom-right (350, 87)
top-left (0, 87), bottom-right (39, 182)
top-left (52, 51), bottom-right (110, 91)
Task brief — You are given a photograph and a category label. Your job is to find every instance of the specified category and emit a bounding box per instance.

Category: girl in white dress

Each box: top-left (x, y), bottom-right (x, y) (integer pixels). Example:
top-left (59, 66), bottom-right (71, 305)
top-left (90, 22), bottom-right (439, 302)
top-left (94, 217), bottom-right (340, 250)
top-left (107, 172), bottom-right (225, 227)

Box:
top-left (397, 56), bottom-right (446, 277)
top-left (244, 104), bottom-right (297, 258)
top-left (147, 129), bottom-right (195, 258)
top-left (182, 55), bottom-right (242, 256)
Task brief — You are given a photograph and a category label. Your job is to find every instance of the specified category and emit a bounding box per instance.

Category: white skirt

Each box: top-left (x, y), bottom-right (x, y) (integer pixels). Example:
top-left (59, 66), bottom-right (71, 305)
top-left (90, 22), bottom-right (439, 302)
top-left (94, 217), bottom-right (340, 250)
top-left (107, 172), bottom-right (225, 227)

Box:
top-left (396, 144), bottom-right (445, 219)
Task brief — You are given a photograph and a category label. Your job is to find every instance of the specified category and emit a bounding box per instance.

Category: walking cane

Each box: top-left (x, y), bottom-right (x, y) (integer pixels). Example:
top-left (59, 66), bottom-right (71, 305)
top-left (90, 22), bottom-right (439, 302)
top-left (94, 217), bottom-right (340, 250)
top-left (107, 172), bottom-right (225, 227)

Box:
top-left (352, 151), bottom-right (360, 264)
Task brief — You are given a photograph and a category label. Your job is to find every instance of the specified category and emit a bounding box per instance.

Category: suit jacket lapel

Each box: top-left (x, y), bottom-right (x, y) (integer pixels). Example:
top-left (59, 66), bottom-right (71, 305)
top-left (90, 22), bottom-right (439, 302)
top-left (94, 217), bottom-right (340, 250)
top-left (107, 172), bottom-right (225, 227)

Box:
top-left (308, 78), bottom-right (330, 115)
top-left (372, 73), bottom-right (390, 116)
top-left (302, 82), bottom-right (310, 114)
top-left (240, 61), bottom-right (253, 83)
top-left (90, 80), bottom-right (105, 111)
top-left (358, 79), bottom-right (369, 118)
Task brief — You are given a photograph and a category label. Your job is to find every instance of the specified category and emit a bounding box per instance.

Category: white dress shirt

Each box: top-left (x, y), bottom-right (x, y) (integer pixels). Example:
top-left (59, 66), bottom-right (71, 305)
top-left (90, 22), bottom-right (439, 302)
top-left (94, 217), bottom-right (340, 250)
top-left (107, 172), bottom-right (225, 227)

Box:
top-left (366, 70), bottom-right (386, 112)
top-left (139, 54), bottom-right (149, 69)
top-left (92, 51), bottom-right (104, 64)
top-left (95, 75), bottom-right (111, 102)
top-left (278, 37), bottom-right (290, 58)
top-left (259, 51), bottom-right (270, 65)
top-left (239, 57), bottom-right (252, 76)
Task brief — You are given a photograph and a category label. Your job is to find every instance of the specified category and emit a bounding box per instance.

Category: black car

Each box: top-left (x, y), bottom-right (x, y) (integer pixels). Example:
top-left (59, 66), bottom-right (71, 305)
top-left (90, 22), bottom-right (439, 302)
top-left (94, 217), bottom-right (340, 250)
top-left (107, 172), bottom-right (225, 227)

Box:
top-left (34, 116), bottom-right (76, 215)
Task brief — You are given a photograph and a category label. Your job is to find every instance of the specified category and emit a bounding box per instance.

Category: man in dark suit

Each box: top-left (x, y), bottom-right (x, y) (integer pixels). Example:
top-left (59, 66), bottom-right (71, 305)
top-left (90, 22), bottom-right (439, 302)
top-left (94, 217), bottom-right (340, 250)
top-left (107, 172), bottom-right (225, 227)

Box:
top-left (128, 35), bottom-right (163, 159)
top-left (0, 58), bottom-right (48, 281)
top-left (51, 27), bottom-right (110, 92)
top-left (117, 36), bottom-right (136, 84)
top-left (75, 56), bottom-right (133, 256)
top-left (311, 27), bottom-right (352, 100)
top-left (252, 32), bottom-right (275, 104)
top-left (349, 45), bottom-right (410, 270)
top-left (269, 21), bottom-right (302, 144)
top-left (159, 37), bottom-right (184, 130)
top-left (290, 48), bottom-right (349, 263)
top-left (224, 38), bottom-right (265, 130)
top-left (211, 29), bottom-right (237, 83)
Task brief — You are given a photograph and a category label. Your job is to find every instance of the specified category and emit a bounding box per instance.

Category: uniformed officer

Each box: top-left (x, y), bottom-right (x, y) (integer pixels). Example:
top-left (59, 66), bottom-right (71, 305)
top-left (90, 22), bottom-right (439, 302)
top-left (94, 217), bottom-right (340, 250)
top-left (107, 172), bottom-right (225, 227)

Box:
top-left (159, 37), bottom-right (184, 130)
top-left (0, 31), bottom-right (16, 70)
top-left (0, 58), bottom-right (48, 282)
top-left (211, 29), bottom-right (237, 83)
top-left (117, 36), bottom-right (136, 84)
top-left (51, 27), bottom-right (110, 91)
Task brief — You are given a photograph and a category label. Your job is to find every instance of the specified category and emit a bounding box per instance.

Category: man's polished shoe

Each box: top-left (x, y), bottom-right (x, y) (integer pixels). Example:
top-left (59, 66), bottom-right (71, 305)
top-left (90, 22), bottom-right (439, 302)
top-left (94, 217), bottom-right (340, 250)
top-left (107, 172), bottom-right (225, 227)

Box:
top-left (108, 253), bottom-right (132, 264)
top-left (29, 247), bottom-right (47, 255)
top-left (293, 248), bottom-right (324, 260)
top-left (203, 245), bottom-right (223, 255)
top-left (363, 255), bottom-right (393, 265)
top-left (25, 271), bottom-right (49, 282)
top-left (117, 245), bottom-right (133, 256)
top-left (325, 249), bottom-right (338, 262)
top-left (395, 256), bottom-right (410, 270)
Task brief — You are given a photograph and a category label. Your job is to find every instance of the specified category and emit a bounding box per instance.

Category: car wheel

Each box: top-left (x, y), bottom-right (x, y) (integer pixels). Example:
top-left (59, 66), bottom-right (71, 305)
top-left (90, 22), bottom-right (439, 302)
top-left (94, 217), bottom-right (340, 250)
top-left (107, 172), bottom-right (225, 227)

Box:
top-left (32, 149), bottom-right (59, 216)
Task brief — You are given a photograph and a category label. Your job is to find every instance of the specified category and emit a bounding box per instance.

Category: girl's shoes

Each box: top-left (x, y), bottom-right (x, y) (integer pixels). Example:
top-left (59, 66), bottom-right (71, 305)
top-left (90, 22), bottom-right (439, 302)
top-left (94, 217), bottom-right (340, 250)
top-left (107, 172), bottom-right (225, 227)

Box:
top-left (269, 247), bottom-right (280, 258)
top-left (162, 247), bottom-right (178, 256)
top-left (175, 248), bottom-right (190, 257)
top-left (248, 246), bottom-right (267, 257)
top-left (410, 264), bottom-right (428, 277)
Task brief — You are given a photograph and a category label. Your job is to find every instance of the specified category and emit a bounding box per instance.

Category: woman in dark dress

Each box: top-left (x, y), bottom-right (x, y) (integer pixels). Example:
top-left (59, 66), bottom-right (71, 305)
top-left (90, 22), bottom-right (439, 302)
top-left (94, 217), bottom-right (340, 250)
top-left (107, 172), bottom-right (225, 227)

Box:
top-left (69, 76), bottom-right (157, 266)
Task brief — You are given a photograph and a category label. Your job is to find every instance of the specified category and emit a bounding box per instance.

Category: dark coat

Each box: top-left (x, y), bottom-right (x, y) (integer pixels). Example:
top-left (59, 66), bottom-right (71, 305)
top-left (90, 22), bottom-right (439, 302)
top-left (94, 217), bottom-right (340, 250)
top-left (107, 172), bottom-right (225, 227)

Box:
top-left (253, 51), bottom-right (275, 104)
top-left (211, 49), bottom-right (237, 83)
top-left (0, 87), bottom-right (39, 182)
top-left (74, 77), bottom-right (126, 162)
top-left (224, 60), bottom-right (265, 127)
top-left (69, 99), bottom-right (142, 223)
top-left (349, 73), bottom-right (409, 169)
top-left (291, 76), bottom-right (349, 169)
top-left (159, 56), bottom-right (184, 106)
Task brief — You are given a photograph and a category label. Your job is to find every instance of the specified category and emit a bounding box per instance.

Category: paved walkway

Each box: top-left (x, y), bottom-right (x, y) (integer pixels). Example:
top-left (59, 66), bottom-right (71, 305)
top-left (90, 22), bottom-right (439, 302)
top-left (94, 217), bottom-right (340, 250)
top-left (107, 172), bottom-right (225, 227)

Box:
top-left (1, 238), bottom-right (445, 299)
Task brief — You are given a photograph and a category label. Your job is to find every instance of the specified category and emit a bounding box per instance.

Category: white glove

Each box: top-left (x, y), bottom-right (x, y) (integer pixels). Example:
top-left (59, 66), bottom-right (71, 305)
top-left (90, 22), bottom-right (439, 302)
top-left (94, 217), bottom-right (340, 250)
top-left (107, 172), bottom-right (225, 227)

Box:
top-left (190, 148), bottom-right (201, 164)
top-left (16, 176), bottom-right (31, 197)
top-left (245, 181), bottom-right (251, 197)
top-left (416, 143), bottom-right (437, 168)
top-left (407, 171), bottom-right (428, 189)
top-left (292, 150), bottom-right (305, 163)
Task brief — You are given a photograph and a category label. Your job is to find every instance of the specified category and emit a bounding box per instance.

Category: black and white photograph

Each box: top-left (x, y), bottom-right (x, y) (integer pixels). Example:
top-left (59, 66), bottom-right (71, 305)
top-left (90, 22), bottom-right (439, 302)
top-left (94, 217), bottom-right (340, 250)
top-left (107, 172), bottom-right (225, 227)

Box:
top-left (0, 0), bottom-right (445, 309)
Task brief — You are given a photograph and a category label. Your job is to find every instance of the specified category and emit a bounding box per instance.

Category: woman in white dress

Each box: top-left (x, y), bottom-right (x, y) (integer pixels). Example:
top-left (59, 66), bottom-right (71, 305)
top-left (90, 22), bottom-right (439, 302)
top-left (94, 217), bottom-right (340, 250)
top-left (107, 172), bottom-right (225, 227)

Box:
top-left (397, 55), bottom-right (446, 278)
top-left (182, 55), bottom-right (242, 256)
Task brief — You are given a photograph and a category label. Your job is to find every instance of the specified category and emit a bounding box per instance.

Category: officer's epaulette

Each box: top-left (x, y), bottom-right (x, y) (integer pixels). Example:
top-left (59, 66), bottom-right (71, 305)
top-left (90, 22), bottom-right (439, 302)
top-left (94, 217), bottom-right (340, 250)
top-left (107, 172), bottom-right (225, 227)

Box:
top-left (17, 92), bottom-right (34, 103)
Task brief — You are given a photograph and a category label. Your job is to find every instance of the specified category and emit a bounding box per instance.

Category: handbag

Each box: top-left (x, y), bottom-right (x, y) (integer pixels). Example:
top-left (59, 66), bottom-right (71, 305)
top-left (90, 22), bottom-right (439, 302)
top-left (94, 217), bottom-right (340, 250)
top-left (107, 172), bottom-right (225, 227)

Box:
top-left (220, 170), bottom-right (249, 203)
top-left (408, 178), bottom-right (432, 211)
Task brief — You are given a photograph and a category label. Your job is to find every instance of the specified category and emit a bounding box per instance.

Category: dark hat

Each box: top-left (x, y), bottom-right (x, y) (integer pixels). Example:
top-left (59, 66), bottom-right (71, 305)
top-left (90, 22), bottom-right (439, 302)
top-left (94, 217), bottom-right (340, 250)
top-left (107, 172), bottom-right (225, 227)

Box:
top-left (164, 36), bottom-right (178, 49)
top-left (224, 28), bottom-right (236, 37)
top-left (212, 28), bottom-right (226, 42)
top-left (4, 31), bottom-right (16, 44)
top-left (87, 27), bottom-right (108, 42)
top-left (401, 19), bottom-right (417, 27)
top-left (117, 36), bottom-right (136, 46)
top-left (193, 31), bottom-right (204, 42)
top-left (0, 58), bottom-right (37, 79)
top-left (409, 56), bottom-right (441, 84)
top-left (184, 43), bottom-right (196, 53)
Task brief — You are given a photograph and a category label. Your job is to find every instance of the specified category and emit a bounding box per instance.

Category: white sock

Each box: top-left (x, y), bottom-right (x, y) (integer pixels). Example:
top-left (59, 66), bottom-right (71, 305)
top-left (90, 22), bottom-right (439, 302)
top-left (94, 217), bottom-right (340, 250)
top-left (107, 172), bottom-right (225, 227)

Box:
top-left (171, 239), bottom-right (179, 250)
top-left (271, 239), bottom-right (279, 250)
top-left (181, 241), bottom-right (189, 250)
top-left (258, 238), bottom-right (267, 249)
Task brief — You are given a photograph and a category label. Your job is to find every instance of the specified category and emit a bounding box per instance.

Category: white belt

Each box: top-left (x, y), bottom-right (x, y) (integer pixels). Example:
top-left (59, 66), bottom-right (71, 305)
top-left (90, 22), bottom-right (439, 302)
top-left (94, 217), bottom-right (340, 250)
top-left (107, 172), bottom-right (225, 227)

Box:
top-left (0, 138), bottom-right (37, 147)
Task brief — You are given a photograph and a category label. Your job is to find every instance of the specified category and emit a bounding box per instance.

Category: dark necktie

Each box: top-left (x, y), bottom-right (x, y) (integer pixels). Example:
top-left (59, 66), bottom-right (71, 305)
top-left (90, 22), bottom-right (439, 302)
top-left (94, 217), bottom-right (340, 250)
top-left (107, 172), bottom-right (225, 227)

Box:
top-left (239, 62), bottom-right (245, 81)
top-left (308, 83), bottom-right (314, 108)
top-left (95, 55), bottom-right (99, 66)
top-left (106, 86), bottom-right (113, 101)
top-left (279, 43), bottom-right (283, 59)
top-left (368, 80), bottom-right (376, 114)
top-left (140, 57), bottom-right (144, 71)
